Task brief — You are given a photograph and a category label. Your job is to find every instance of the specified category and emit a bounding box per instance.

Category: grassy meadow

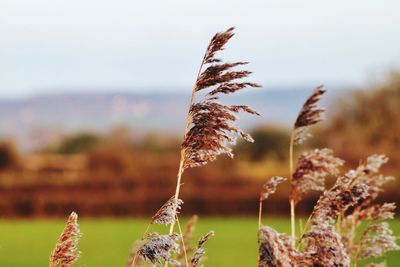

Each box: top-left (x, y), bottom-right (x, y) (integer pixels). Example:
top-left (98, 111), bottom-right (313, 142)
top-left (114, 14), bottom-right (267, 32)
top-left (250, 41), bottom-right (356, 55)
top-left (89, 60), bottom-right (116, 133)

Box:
top-left (0, 217), bottom-right (399, 267)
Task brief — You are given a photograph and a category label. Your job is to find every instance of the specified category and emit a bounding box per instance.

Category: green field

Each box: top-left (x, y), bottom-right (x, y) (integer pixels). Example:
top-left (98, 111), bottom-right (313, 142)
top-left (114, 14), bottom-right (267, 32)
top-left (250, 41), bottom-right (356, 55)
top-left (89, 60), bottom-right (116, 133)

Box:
top-left (0, 217), bottom-right (399, 267)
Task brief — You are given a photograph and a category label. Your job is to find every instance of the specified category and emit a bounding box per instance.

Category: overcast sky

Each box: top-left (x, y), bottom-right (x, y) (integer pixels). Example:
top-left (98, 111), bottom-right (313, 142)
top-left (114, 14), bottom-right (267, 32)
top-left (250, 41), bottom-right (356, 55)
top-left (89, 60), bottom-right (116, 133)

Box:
top-left (0, 0), bottom-right (399, 98)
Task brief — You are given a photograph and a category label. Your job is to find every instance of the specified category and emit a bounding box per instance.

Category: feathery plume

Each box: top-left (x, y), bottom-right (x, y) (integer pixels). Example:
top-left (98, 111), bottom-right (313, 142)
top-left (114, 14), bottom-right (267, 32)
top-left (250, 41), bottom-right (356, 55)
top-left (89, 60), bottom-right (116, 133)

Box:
top-left (346, 154), bottom-right (388, 182)
top-left (290, 148), bottom-right (344, 204)
top-left (298, 173), bottom-right (367, 255)
top-left (181, 27), bottom-right (260, 171)
top-left (260, 176), bottom-right (286, 201)
top-left (348, 202), bottom-right (396, 224)
top-left (300, 172), bottom-right (359, 266)
top-left (189, 231), bottom-right (214, 267)
top-left (136, 232), bottom-right (180, 266)
top-left (49, 212), bottom-right (81, 267)
top-left (152, 197), bottom-right (184, 225)
top-left (311, 177), bottom-right (369, 225)
top-left (358, 222), bottom-right (399, 259)
top-left (302, 225), bottom-right (349, 267)
top-left (339, 155), bottom-right (397, 257)
top-left (293, 86), bottom-right (326, 144)
top-left (346, 155), bottom-right (393, 208)
top-left (258, 227), bottom-right (299, 267)
top-left (341, 203), bottom-right (397, 251)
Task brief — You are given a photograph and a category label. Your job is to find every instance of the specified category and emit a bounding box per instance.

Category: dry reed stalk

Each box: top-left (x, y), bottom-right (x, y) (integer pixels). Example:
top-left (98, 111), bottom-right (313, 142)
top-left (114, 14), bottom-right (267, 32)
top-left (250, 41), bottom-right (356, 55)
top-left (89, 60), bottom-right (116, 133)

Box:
top-left (130, 27), bottom-right (259, 267)
top-left (175, 216), bottom-right (189, 267)
top-left (289, 86), bottom-right (326, 246)
top-left (49, 212), bottom-right (81, 267)
top-left (167, 26), bottom-right (259, 257)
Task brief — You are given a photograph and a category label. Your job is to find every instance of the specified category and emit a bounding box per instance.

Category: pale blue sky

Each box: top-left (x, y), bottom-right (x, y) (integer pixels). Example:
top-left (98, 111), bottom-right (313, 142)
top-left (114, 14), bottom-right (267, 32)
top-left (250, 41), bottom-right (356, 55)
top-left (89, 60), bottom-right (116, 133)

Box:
top-left (0, 0), bottom-right (399, 98)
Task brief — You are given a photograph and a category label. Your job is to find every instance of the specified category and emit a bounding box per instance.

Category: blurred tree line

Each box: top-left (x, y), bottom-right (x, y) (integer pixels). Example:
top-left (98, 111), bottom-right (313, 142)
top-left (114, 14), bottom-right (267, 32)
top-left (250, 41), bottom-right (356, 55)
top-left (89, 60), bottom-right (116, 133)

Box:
top-left (0, 71), bottom-right (398, 217)
top-left (312, 71), bottom-right (400, 174)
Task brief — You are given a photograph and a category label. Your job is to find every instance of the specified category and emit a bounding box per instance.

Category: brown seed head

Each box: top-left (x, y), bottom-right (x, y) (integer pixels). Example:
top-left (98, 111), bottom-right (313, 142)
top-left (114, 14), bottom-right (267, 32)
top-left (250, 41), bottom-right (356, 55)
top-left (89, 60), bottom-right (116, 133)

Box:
top-left (290, 148), bottom-right (344, 204)
top-left (293, 86), bottom-right (326, 144)
top-left (260, 176), bottom-right (286, 201)
top-left (49, 212), bottom-right (81, 267)
top-left (151, 197), bottom-right (183, 225)
top-left (182, 27), bottom-right (260, 171)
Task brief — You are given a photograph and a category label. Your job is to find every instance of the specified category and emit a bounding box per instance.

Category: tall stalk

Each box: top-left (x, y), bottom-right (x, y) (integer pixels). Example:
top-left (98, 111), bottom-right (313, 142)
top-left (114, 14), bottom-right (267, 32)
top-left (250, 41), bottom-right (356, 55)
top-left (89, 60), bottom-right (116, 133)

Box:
top-left (258, 200), bottom-right (263, 230)
top-left (167, 58), bottom-right (205, 238)
top-left (162, 27), bottom-right (260, 267)
top-left (289, 131), bottom-right (296, 247)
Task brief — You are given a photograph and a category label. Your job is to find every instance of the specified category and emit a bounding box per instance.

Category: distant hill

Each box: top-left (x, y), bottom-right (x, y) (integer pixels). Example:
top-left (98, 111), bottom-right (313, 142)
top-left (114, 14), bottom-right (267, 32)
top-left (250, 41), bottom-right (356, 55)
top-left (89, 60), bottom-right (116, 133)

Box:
top-left (0, 87), bottom-right (350, 150)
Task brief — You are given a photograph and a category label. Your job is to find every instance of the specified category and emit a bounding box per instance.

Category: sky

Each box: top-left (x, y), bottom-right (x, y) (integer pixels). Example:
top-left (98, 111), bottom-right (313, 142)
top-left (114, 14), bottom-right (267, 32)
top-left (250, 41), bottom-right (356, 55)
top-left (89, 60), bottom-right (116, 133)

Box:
top-left (0, 0), bottom-right (399, 98)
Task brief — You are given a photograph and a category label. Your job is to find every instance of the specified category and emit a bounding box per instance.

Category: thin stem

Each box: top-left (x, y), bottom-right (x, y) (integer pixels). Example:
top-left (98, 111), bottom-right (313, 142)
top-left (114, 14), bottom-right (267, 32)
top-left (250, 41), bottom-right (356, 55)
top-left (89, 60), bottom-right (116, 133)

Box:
top-left (165, 52), bottom-right (207, 267)
top-left (176, 216), bottom-right (189, 267)
top-left (290, 199), bottom-right (296, 247)
top-left (297, 212), bottom-right (312, 248)
top-left (299, 218), bottom-right (304, 237)
top-left (257, 199), bottom-right (263, 266)
top-left (258, 199), bottom-right (263, 230)
top-left (289, 130), bottom-right (296, 247)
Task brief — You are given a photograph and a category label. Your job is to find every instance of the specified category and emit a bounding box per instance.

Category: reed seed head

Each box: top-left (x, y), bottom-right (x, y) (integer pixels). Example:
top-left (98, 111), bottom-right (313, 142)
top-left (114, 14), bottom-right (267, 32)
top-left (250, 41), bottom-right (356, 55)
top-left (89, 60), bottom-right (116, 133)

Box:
top-left (302, 225), bottom-right (350, 267)
top-left (260, 176), bottom-right (286, 201)
top-left (49, 212), bottom-right (81, 267)
top-left (151, 197), bottom-right (183, 225)
top-left (136, 232), bottom-right (180, 266)
top-left (311, 175), bottom-right (369, 225)
top-left (346, 154), bottom-right (388, 181)
top-left (189, 231), bottom-right (214, 267)
top-left (290, 148), bottom-right (344, 204)
top-left (182, 27), bottom-right (260, 171)
top-left (258, 226), bottom-right (298, 267)
top-left (359, 222), bottom-right (400, 259)
top-left (293, 86), bottom-right (326, 144)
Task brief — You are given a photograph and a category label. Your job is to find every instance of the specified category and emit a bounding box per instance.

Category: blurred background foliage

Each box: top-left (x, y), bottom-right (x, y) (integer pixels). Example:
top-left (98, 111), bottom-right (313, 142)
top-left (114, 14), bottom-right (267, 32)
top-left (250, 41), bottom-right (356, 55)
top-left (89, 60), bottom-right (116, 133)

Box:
top-left (0, 71), bottom-right (399, 218)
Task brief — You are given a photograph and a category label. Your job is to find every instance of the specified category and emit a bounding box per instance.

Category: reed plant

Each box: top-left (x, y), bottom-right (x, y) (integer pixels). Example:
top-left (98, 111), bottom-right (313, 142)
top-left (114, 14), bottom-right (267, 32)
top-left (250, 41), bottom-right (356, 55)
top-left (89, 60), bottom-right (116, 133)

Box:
top-left (127, 27), bottom-right (260, 267)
